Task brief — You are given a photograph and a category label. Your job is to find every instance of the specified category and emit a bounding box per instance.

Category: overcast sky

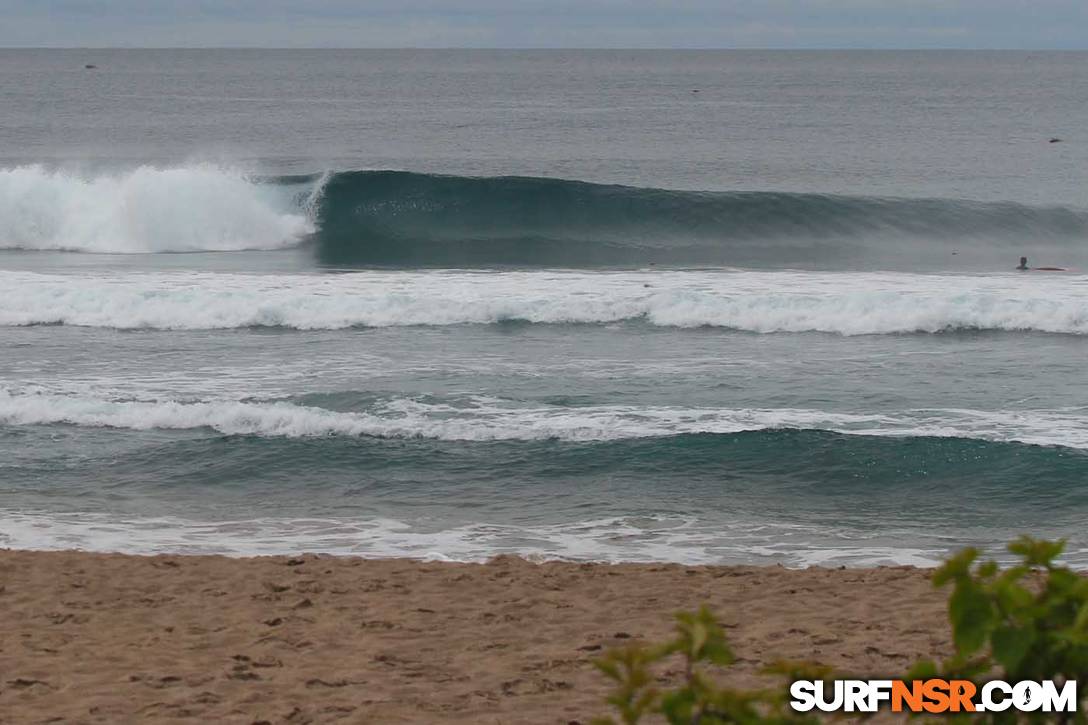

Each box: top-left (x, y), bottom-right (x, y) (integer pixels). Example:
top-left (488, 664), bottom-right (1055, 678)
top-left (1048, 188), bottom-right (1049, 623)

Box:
top-left (2, 1), bottom-right (1086, 49)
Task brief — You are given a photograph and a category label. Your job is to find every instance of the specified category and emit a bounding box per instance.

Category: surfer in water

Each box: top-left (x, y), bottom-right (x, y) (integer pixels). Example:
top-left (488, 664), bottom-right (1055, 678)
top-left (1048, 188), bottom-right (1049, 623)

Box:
top-left (1017, 256), bottom-right (1066, 272)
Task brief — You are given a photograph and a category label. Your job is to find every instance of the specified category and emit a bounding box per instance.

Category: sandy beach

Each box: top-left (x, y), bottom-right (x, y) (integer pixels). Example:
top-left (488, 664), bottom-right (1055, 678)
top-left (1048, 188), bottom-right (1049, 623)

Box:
top-left (0, 551), bottom-right (953, 723)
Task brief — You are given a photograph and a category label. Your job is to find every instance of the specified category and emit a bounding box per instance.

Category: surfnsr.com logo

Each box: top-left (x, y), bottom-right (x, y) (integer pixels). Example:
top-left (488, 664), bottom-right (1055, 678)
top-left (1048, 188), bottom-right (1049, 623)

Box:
top-left (790, 679), bottom-right (1077, 714)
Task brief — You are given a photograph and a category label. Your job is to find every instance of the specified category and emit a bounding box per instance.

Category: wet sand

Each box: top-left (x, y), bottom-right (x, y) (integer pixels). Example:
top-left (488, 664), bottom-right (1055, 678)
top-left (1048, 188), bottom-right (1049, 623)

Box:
top-left (0, 550), bottom-right (952, 723)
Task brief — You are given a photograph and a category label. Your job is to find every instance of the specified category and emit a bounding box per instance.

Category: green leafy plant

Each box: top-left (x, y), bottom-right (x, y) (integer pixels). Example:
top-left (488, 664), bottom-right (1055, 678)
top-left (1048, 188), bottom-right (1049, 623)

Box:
top-left (909, 536), bottom-right (1088, 723)
top-left (592, 605), bottom-right (829, 724)
top-left (593, 537), bottom-right (1088, 724)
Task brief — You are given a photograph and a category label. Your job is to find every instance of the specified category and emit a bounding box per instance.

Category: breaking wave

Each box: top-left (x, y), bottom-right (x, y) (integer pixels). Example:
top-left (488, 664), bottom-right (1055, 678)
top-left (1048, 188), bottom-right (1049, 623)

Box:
top-left (309, 170), bottom-right (1088, 267)
top-left (0, 164), bottom-right (313, 253)
top-left (2, 166), bottom-right (1087, 267)
top-left (2, 388), bottom-right (1087, 449)
top-left (2, 268), bottom-right (1087, 335)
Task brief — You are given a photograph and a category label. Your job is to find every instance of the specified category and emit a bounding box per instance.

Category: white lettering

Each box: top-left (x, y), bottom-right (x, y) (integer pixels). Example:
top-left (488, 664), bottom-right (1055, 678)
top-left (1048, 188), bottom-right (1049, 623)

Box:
top-left (982, 681), bottom-right (1012, 712)
top-left (789, 681), bottom-right (816, 712)
top-left (844, 680), bottom-right (868, 712)
top-left (1013, 681), bottom-right (1043, 712)
top-left (1041, 680), bottom-right (1077, 713)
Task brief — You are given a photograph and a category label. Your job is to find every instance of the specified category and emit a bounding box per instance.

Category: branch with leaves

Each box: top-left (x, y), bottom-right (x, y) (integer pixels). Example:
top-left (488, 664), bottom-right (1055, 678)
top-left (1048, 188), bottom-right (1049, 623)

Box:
top-left (592, 606), bottom-right (829, 725)
top-left (592, 537), bottom-right (1088, 724)
top-left (908, 536), bottom-right (1088, 724)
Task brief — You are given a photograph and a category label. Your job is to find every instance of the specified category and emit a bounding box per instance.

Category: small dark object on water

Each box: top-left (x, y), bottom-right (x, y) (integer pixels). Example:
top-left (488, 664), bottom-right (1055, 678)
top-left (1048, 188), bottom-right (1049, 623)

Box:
top-left (1049, 138), bottom-right (1062, 143)
top-left (1018, 255), bottom-right (1067, 272)
top-left (84, 64), bottom-right (97, 69)
top-left (691, 89), bottom-right (700, 93)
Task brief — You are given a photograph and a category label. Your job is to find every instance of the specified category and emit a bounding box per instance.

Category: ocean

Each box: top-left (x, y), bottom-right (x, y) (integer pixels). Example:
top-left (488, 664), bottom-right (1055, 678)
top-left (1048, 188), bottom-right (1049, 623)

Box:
top-left (2, 49), bottom-right (1087, 566)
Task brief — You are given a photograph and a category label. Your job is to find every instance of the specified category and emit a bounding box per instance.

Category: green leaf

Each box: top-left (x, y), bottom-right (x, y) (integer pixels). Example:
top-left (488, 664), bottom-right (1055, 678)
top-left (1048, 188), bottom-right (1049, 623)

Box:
top-left (690, 620), bottom-right (708, 659)
top-left (905, 659), bottom-right (939, 680)
top-left (994, 580), bottom-right (1034, 614)
top-left (1047, 567), bottom-right (1081, 596)
top-left (1008, 536), bottom-right (1065, 567)
top-left (934, 548), bottom-right (979, 587)
top-left (673, 606), bottom-right (733, 666)
top-left (991, 625), bottom-right (1034, 671)
top-left (702, 639), bottom-right (734, 666)
top-left (659, 688), bottom-right (697, 724)
top-left (996, 564), bottom-right (1031, 589)
top-left (1074, 602), bottom-right (1088, 632)
top-left (948, 580), bottom-right (994, 655)
top-left (595, 658), bottom-right (621, 680)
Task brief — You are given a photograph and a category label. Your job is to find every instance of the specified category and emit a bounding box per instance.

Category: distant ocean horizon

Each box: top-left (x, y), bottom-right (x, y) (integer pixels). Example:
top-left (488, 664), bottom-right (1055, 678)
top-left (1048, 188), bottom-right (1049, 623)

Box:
top-left (2, 49), bottom-right (1086, 566)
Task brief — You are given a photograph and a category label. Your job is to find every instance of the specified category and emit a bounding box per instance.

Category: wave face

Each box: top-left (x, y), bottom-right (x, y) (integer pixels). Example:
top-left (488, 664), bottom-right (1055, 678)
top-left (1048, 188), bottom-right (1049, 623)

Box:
top-left (311, 171), bottom-right (1088, 267)
top-left (0, 165), bottom-right (313, 253)
top-left (3, 166), bottom-right (1087, 266)
top-left (3, 268), bottom-right (1087, 334)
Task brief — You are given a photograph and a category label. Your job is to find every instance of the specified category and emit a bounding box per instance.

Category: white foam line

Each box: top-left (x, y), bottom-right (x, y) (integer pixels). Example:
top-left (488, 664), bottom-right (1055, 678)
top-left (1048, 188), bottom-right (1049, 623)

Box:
top-left (2, 268), bottom-right (1088, 334)
top-left (7, 510), bottom-right (1078, 568)
top-left (1, 388), bottom-right (1086, 447)
top-left (0, 510), bottom-right (958, 567)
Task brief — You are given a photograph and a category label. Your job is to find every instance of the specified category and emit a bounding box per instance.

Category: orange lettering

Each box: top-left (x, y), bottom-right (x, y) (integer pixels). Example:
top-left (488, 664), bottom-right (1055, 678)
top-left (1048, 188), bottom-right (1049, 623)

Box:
top-left (892, 680), bottom-right (924, 712)
top-left (950, 680), bottom-right (976, 712)
top-left (922, 679), bottom-right (951, 713)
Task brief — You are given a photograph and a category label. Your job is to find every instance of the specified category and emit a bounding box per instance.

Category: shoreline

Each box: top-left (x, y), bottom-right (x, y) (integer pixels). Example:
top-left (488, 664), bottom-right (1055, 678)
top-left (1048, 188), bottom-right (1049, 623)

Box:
top-left (0, 549), bottom-right (952, 723)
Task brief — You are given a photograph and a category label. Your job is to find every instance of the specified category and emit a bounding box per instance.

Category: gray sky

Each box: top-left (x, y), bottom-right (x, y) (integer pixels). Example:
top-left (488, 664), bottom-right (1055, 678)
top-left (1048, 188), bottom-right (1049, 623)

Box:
top-left (2, 1), bottom-right (1086, 49)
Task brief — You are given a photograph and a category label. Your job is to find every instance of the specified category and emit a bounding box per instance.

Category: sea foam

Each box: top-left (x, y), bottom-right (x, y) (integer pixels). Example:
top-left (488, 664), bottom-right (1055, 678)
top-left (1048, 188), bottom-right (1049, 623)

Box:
top-left (0, 509), bottom-right (953, 567)
top-left (0, 165), bottom-right (314, 253)
top-left (1, 269), bottom-right (1087, 335)
top-left (4, 167), bottom-right (1088, 266)
top-left (2, 388), bottom-right (1086, 448)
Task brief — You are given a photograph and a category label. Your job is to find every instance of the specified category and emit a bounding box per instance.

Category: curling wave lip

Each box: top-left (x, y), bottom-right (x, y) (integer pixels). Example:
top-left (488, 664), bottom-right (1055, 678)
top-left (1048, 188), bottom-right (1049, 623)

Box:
top-left (3, 166), bottom-right (1088, 268)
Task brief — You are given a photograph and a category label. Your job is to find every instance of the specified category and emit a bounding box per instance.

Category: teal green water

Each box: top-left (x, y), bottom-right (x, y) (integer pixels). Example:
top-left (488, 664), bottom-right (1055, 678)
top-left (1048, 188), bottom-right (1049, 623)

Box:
top-left (1, 50), bottom-right (1087, 565)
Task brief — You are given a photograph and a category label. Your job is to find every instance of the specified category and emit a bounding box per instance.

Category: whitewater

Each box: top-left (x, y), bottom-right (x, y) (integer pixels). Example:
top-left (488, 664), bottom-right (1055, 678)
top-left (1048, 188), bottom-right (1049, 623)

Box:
top-left (3, 164), bottom-right (1088, 269)
top-left (4, 50), bottom-right (1088, 567)
top-left (0, 165), bottom-right (315, 253)
top-left (2, 387), bottom-right (1087, 448)
top-left (2, 268), bottom-right (1086, 335)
